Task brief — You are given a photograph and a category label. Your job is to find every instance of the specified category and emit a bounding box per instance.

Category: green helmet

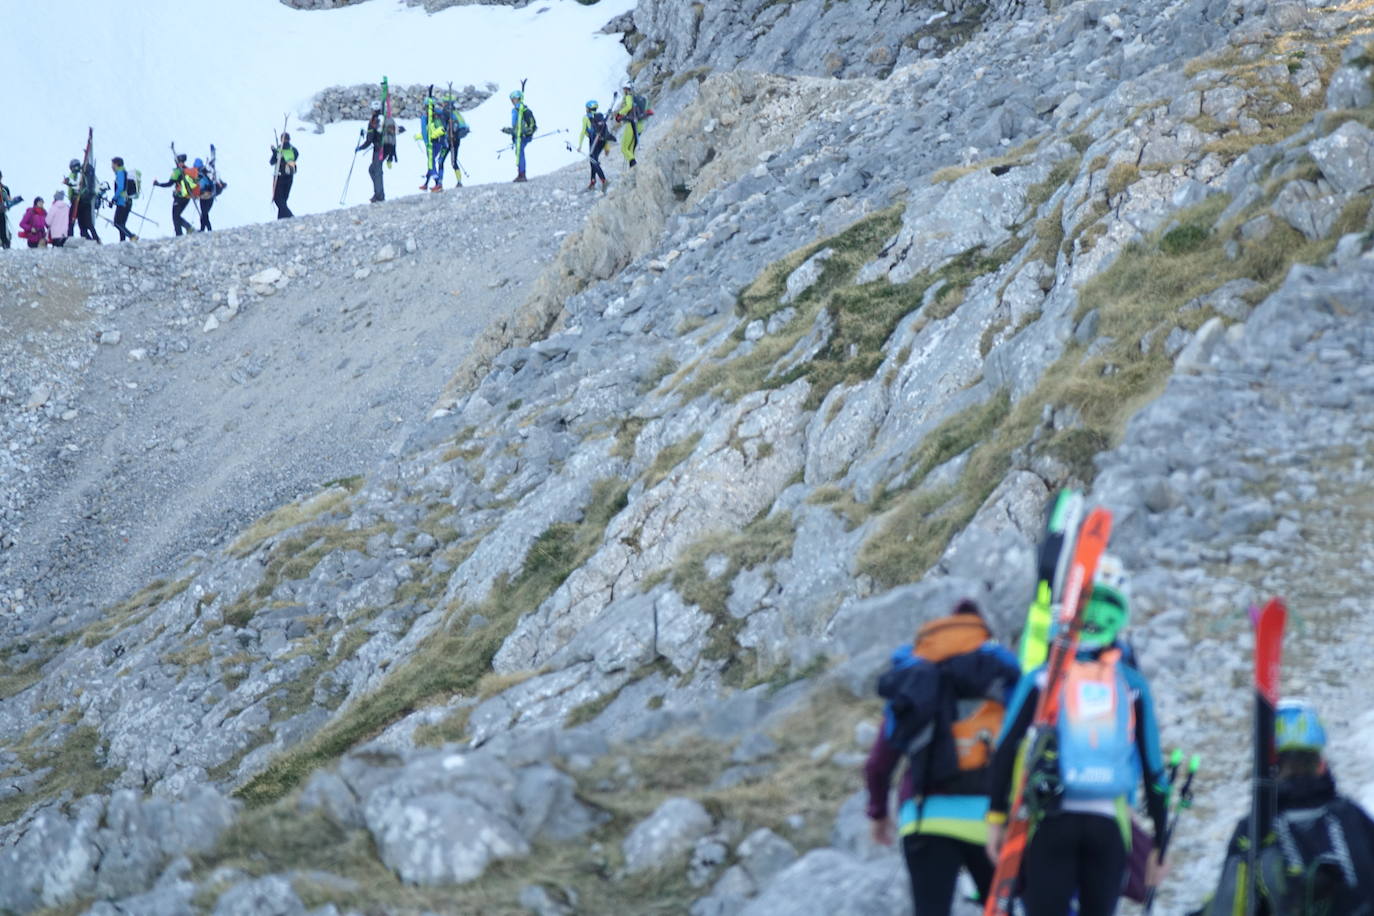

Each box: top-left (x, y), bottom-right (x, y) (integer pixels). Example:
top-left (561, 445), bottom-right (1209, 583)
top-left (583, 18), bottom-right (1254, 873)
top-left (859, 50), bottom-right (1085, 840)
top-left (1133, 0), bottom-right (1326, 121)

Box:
top-left (1080, 553), bottom-right (1129, 649)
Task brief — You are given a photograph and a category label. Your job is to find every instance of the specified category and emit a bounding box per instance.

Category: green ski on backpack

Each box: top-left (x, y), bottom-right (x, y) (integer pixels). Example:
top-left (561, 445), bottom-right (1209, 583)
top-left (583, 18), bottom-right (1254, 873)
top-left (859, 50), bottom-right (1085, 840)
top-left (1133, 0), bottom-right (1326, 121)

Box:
top-left (1018, 489), bottom-right (1085, 669)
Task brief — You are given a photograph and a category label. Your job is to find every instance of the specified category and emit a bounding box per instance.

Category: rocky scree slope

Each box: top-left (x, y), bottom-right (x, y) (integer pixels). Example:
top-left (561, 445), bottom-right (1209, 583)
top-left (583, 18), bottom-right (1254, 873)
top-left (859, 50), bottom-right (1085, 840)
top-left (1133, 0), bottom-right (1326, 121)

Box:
top-left (3, 0), bottom-right (1374, 913)
top-left (0, 175), bottom-right (591, 626)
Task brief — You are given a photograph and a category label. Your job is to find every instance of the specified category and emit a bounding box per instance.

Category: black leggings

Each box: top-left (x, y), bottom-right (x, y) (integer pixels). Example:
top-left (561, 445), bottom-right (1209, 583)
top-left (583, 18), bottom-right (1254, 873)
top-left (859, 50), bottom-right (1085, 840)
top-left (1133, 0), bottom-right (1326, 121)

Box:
top-left (171, 197), bottom-right (194, 235)
top-left (113, 204), bottom-right (135, 241)
top-left (1022, 812), bottom-right (1128, 916)
top-left (199, 197), bottom-right (214, 231)
top-left (77, 197), bottom-right (100, 242)
top-left (273, 173), bottom-right (293, 218)
top-left (589, 141), bottom-right (606, 183)
top-left (902, 833), bottom-right (993, 916)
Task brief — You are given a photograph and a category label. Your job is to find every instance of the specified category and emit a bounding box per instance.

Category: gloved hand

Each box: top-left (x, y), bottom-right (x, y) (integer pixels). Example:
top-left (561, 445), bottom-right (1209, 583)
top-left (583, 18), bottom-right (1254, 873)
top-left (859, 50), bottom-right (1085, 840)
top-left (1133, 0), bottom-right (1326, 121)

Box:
top-left (500, 126), bottom-right (513, 135)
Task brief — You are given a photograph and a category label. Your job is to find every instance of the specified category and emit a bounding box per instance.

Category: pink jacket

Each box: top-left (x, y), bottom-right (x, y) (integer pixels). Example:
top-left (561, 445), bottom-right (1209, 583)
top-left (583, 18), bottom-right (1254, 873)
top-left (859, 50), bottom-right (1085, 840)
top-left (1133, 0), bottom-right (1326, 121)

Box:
top-left (18, 205), bottom-right (48, 241)
top-left (48, 200), bottom-right (71, 240)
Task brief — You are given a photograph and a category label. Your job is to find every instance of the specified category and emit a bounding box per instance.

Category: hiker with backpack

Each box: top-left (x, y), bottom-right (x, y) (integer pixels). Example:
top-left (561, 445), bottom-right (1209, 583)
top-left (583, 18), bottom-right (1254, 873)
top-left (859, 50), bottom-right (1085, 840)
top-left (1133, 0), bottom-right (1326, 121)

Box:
top-left (864, 599), bottom-right (1021, 915)
top-left (501, 89), bottom-right (536, 182)
top-left (1192, 701), bottom-right (1374, 915)
top-left (17, 197), bottom-right (49, 248)
top-left (985, 554), bottom-right (1169, 916)
top-left (614, 83), bottom-right (652, 167)
top-left (358, 100), bottom-right (387, 202)
top-left (445, 96), bottom-right (468, 188)
top-left (63, 157), bottom-right (101, 243)
top-left (578, 99), bottom-right (613, 192)
top-left (193, 158), bottom-right (217, 231)
top-left (270, 133), bottom-right (298, 218)
top-left (418, 96), bottom-right (450, 192)
top-left (154, 154), bottom-right (197, 236)
top-left (109, 157), bottom-right (137, 242)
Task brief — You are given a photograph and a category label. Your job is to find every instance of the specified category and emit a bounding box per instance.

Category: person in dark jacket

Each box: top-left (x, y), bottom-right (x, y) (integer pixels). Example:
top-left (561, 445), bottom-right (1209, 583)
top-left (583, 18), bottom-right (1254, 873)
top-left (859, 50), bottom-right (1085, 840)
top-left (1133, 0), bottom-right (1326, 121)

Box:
top-left (578, 99), bottom-right (613, 192)
top-left (1194, 701), bottom-right (1374, 915)
top-left (0, 171), bottom-right (22, 250)
top-left (270, 133), bottom-right (298, 218)
top-left (865, 599), bottom-right (1021, 915)
top-left (64, 157), bottom-right (101, 243)
top-left (109, 157), bottom-right (136, 242)
top-left (357, 100), bottom-right (386, 202)
top-left (985, 555), bottom-right (1169, 916)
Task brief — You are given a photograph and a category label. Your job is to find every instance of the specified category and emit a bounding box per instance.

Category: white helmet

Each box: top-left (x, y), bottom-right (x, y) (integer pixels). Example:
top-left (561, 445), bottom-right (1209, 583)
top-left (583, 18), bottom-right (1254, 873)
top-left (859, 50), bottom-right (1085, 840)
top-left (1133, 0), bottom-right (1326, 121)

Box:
top-left (371, 100), bottom-right (382, 112)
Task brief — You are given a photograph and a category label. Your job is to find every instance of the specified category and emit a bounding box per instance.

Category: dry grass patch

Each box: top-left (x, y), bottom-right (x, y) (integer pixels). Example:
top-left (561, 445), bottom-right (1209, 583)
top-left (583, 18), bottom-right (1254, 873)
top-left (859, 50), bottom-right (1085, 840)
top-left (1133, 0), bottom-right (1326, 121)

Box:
top-left (0, 725), bottom-right (119, 826)
top-left (80, 576), bottom-right (194, 648)
top-left (235, 478), bottom-right (631, 808)
top-left (644, 432), bottom-right (703, 490)
top-left (228, 481), bottom-right (360, 559)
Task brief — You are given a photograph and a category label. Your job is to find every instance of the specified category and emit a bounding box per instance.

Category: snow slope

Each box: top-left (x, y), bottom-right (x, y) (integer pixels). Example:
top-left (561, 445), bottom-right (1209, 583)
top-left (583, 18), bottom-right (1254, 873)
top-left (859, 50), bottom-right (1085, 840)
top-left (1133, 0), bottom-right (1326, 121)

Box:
top-left (2, 0), bottom-right (633, 238)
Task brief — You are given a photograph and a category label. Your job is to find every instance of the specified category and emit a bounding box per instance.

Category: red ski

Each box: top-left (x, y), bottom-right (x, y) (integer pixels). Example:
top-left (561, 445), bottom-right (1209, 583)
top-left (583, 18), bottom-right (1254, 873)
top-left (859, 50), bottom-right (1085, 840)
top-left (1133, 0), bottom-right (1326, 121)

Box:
top-left (985, 505), bottom-right (1114, 916)
top-left (1247, 597), bottom-right (1286, 915)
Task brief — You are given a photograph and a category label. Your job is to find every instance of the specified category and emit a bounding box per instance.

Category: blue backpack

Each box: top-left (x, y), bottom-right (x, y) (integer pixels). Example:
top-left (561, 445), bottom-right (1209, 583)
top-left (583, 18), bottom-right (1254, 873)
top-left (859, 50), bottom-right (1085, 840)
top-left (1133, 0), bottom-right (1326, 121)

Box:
top-left (1056, 649), bottom-right (1137, 800)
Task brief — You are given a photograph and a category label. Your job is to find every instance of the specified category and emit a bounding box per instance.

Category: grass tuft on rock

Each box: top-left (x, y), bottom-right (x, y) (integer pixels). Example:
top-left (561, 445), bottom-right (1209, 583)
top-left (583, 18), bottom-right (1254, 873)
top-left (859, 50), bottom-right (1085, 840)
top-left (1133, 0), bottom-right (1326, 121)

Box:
top-left (234, 478), bottom-right (630, 808)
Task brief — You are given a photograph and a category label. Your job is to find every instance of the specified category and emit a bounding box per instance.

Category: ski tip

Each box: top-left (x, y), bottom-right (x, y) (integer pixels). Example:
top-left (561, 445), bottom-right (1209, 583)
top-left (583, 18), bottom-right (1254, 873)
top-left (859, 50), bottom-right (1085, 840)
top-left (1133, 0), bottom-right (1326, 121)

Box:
top-left (1188, 753), bottom-right (1201, 772)
top-left (1169, 747), bottom-right (1183, 767)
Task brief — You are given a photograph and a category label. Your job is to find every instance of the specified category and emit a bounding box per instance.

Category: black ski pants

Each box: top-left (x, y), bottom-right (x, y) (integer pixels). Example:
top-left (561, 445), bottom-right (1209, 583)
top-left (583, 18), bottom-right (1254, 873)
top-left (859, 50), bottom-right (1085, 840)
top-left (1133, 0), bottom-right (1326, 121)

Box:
top-left (368, 156), bottom-right (384, 201)
top-left (171, 196), bottom-right (194, 235)
top-left (0, 212), bottom-right (9, 249)
top-left (589, 140), bottom-right (606, 183)
top-left (77, 196), bottom-right (100, 242)
top-left (274, 174), bottom-right (293, 219)
top-left (113, 204), bottom-right (135, 241)
top-left (902, 833), bottom-right (993, 916)
top-left (1021, 812), bottom-right (1128, 916)
top-left (199, 197), bottom-right (214, 232)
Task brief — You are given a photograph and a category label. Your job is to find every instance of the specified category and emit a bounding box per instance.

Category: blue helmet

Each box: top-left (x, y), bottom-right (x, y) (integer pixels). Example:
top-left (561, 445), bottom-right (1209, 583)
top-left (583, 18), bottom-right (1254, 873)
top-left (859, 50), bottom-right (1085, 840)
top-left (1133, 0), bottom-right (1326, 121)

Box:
top-left (586, 100), bottom-right (598, 111)
top-left (193, 158), bottom-right (204, 169)
top-left (509, 90), bottom-right (523, 102)
top-left (1275, 701), bottom-right (1326, 752)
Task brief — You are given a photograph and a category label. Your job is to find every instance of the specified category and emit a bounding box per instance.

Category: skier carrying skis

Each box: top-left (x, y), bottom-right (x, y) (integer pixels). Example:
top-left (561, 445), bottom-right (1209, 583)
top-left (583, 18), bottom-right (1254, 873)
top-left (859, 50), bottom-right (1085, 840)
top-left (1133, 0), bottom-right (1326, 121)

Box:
top-left (419, 96), bottom-right (450, 192)
top-left (1193, 701), bottom-right (1374, 915)
top-left (65, 157), bottom-right (101, 243)
top-left (358, 99), bottom-right (386, 202)
top-left (985, 555), bottom-right (1169, 916)
top-left (154, 153), bottom-right (196, 236)
top-left (864, 599), bottom-right (1021, 915)
top-left (194, 158), bottom-right (216, 231)
top-left (109, 158), bottom-right (136, 242)
top-left (614, 82), bottom-right (652, 167)
top-left (270, 132), bottom-right (298, 219)
top-left (502, 89), bottom-right (535, 182)
top-left (578, 99), bottom-right (613, 192)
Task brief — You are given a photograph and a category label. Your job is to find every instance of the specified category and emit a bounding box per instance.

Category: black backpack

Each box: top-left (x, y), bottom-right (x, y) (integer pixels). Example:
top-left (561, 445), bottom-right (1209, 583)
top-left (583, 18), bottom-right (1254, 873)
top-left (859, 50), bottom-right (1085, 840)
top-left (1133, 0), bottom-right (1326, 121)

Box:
top-left (1263, 803), bottom-right (1371, 915)
top-left (125, 172), bottom-right (139, 199)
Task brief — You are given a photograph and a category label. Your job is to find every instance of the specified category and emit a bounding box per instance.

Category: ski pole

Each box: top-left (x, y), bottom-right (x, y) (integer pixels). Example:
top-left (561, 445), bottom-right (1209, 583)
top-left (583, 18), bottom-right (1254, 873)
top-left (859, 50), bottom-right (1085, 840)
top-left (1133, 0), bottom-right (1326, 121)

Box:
top-left (341, 129), bottom-right (363, 206)
top-left (1142, 753), bottom-right (1200, 914)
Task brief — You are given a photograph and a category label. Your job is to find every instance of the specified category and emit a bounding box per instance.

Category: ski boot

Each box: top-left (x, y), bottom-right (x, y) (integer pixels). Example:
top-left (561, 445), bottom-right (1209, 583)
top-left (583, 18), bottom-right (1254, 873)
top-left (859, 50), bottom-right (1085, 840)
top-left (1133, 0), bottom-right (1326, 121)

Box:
top-left (585, 179), bottom-right (597, 192)
top-left (430, 183), bottom-right (443, 193)
top-left (513, 171), bottom-right (527, 183)
top-left (599, 178), bottom-right (608, 192)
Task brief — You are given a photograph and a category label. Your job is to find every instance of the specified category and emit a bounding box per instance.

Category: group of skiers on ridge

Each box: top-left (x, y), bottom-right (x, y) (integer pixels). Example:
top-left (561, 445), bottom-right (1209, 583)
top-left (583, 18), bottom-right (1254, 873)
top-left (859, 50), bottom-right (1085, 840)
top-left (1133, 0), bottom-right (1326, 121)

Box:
top-left (354, 83), bottom-right (651, 202)
top-left (0, 149), bottom-right (228, 248)
top-left (865, 504), bottom-right (1374, 916)
top-left (0, 83), bottom-right (651, 249)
